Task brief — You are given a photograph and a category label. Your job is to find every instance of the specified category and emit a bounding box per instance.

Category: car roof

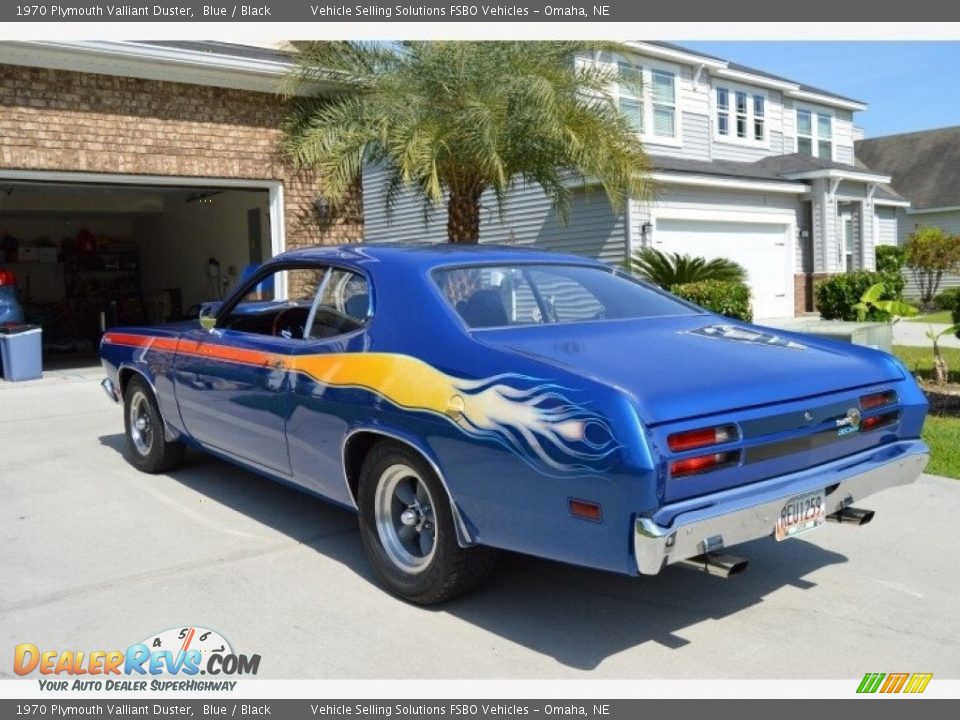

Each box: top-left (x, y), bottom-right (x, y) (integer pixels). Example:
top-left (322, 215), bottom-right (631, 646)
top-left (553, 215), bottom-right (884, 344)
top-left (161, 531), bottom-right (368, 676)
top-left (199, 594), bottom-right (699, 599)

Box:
top-left (272, 243), bottom-right (608, 271)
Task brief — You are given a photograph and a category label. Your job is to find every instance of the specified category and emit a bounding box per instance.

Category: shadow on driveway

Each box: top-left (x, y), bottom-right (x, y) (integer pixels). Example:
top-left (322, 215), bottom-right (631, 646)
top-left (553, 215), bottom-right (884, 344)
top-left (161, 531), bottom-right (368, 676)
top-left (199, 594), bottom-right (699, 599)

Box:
top-left (99, 433), bottom-right (847, 671)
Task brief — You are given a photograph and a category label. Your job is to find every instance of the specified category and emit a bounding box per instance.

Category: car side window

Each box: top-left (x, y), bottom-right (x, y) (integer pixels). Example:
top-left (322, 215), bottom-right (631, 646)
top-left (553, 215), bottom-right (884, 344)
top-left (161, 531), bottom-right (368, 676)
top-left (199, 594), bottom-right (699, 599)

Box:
top-left (525, 268), bottom-right (605, 322)
top-left (438, 267), bottom-right (543, 328)
top-left (217, 265), bottom-right (369, 340)
top-left (305, 268), bottom-right (370, 340)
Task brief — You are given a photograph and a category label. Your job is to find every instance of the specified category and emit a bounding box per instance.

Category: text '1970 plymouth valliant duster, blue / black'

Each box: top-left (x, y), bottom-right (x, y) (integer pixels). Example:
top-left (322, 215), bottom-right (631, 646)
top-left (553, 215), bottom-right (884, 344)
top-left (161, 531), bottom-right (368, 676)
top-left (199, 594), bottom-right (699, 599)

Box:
top-left (99, 245), bottom-right (929, 603)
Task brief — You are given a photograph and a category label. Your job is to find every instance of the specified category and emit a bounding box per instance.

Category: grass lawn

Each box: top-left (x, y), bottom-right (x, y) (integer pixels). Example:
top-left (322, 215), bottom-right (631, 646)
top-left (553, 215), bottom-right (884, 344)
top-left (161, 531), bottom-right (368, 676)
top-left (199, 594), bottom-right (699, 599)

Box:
top-left (906, 310), bottom-right (955, 324)
top-left (921, 415), bottom-right (960, 479)
top-left (891, 344), bottom-right (960, 385)
top-left (892, 344), bottom-right (960, 479)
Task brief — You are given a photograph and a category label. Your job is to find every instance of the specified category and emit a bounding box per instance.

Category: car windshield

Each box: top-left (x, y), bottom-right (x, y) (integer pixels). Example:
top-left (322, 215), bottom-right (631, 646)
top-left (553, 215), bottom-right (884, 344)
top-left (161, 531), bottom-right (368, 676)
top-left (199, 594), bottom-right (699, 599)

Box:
top-left (433, 263), bottom-right (702, 329)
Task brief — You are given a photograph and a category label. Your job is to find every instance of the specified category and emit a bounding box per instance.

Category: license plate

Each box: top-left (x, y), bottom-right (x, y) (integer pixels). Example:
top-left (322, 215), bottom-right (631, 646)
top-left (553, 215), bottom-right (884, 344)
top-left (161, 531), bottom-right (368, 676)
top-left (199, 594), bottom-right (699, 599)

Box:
top-left (775, 489), bottom-right (826, 541)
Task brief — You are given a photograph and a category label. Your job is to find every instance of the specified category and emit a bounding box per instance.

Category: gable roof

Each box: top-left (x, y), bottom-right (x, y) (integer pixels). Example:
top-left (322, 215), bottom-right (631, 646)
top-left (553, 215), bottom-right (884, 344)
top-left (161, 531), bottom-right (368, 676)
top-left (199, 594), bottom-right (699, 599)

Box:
top-left (649, 153), bottom-right (907, 203)
top-left (642, 41), bottom-right (865, 107)
top-left (856, 126), bottom-right (960, 210)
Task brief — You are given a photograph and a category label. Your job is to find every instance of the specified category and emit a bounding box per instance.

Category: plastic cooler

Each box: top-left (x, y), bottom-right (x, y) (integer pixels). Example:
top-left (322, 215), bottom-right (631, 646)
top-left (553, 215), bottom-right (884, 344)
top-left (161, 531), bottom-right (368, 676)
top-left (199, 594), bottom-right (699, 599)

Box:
top-left (0, 325), bottom-right (43, 381)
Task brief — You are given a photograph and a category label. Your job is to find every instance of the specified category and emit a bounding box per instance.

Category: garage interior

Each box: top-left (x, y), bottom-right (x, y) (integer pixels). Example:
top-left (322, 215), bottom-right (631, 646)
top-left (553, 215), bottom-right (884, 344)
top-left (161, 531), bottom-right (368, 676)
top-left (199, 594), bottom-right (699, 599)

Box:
top-left (0, 180), bottom-right (272, 364)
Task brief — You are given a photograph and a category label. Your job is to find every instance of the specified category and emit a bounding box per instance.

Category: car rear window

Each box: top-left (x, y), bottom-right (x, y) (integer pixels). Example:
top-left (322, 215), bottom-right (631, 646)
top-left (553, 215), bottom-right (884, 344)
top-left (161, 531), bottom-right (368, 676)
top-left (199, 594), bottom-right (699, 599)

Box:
top-left (433, 264), bottom-right (701, 329)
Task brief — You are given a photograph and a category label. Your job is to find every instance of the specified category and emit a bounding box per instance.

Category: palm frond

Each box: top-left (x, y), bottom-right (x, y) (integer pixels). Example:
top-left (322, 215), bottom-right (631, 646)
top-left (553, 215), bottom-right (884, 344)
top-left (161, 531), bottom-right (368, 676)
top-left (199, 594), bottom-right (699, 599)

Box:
top-left (282, 41), bottom-right (654, 241)
top-left (627, 247), bottom-right (747, 288)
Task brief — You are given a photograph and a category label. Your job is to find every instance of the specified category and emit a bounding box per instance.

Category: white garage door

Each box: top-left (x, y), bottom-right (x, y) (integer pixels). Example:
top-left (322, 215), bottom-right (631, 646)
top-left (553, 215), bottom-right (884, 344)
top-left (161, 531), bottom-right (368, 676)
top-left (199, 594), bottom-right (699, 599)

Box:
top-left (655, 218), bottom-right (792, 320)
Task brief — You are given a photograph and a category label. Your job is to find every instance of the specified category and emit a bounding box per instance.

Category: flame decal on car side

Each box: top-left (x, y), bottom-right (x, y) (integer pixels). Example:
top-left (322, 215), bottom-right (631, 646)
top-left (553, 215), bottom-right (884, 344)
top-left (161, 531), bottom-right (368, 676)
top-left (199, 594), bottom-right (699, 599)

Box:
top-left (290, 353), bottom-right (620, 476)
top-left (103, 333), bottom-right (620, 476)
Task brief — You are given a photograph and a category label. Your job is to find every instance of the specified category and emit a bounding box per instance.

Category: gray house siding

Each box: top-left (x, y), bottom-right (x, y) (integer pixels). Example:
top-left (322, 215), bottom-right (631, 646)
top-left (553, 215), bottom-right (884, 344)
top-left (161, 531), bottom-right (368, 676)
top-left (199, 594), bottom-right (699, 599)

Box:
top-left (646, 112), bottom-right (710, 162)
top-left (875, 207), bottom-right (898, 247)
top-left (362, 165), bottom-right (627, 264)
top-left (835, 144), bottom-right (855, 165)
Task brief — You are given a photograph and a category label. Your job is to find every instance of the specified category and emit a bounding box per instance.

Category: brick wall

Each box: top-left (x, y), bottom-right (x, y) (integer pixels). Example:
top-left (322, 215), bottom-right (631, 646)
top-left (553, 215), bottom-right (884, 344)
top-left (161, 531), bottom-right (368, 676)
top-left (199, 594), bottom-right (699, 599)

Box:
top-left (0, 64), bottom-right (363, 250)
top-left (795, 272), bottom-right (830, 316)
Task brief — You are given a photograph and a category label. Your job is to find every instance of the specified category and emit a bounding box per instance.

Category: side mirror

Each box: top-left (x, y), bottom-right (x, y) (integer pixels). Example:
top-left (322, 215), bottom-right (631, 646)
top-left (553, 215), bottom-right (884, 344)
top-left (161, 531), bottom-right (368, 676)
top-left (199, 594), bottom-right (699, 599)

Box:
top-left (199, 304), bottom-right (218, 330)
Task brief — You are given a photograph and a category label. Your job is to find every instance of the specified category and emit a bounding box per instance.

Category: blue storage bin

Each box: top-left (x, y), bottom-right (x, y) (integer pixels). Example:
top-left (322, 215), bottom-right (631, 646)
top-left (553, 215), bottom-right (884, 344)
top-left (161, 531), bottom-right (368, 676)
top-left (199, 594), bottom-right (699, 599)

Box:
top-left (0, 325), bottom-right (42, 381)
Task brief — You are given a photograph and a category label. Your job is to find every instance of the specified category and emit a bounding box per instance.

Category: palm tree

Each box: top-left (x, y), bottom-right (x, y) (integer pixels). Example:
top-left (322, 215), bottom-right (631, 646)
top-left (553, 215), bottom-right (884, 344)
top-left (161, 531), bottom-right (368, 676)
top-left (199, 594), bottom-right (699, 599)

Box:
top-left (282, 42), bottom-right (652, 243)
top-left (625, 247), bottom-right (747, 288)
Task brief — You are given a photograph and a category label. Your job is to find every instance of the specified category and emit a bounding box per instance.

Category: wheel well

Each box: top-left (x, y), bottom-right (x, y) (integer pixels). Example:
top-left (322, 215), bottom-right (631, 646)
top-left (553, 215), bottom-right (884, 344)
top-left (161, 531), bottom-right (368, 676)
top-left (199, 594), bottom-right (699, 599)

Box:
top-left (118, 367), bottom-right (137, 397)
top-left (118, 367), bottom-right (153, 400)
top-left (342, 431), bottom-right (388, 506)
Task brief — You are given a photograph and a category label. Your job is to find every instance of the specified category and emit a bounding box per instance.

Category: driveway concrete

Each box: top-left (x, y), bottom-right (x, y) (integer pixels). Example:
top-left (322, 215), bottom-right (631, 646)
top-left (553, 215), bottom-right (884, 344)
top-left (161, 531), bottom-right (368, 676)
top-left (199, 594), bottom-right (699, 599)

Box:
top-left (2, 372), bottom-right (959, 679)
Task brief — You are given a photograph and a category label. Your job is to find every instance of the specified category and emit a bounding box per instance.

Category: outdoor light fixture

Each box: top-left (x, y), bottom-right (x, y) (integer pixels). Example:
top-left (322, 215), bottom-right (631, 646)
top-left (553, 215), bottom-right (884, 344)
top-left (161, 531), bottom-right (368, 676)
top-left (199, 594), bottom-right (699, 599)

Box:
top-left (641, 221), bottom-right (653, 236)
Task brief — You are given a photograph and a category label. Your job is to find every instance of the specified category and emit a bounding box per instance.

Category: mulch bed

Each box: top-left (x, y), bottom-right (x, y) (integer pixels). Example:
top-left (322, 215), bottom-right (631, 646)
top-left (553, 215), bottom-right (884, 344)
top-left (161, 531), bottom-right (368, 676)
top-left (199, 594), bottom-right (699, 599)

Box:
top-left (919, 380), bottom-right (960, 416)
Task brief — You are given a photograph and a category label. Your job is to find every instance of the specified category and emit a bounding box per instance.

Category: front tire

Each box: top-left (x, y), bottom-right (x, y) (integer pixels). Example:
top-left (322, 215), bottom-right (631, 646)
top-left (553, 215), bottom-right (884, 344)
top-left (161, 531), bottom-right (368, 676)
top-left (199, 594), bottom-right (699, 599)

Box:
top-left (123, 376), bottom-right (185, 474)
top-left (357, 441), bottom-right (497, 604)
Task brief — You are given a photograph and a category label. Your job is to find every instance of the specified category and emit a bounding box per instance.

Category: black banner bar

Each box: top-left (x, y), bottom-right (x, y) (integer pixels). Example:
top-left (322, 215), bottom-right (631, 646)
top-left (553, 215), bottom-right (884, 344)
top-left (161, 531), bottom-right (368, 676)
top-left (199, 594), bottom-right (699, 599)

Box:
top-left (0, 700), bottom-right (958, 719)
top-left (3, 0), bottom-right (960, 23)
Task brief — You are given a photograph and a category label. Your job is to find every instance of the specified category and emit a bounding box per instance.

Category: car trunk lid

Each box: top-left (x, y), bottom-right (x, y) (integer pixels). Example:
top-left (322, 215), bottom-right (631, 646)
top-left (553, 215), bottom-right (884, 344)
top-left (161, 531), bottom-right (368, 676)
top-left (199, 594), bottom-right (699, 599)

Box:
top-left (477, 316), bottom-right (902, 426)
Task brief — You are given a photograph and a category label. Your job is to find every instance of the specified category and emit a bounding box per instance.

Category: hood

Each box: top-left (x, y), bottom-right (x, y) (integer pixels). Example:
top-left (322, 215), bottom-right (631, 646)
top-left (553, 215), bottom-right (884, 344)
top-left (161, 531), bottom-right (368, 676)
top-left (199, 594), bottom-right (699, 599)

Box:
top-left (477, 316), bottom-right (903, 425)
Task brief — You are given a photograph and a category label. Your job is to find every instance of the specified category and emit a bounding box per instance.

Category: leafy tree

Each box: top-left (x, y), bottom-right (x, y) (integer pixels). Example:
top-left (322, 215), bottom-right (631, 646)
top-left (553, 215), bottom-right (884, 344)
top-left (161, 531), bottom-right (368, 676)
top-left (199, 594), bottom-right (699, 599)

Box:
top-left (282, 42), bottom-right (652, 243)
top-left (875, 244), bottom-right (906, 275)
top-left (626, 247), bottom-right (746, 288)
top-left (904, 226), bottom-right (960, 303)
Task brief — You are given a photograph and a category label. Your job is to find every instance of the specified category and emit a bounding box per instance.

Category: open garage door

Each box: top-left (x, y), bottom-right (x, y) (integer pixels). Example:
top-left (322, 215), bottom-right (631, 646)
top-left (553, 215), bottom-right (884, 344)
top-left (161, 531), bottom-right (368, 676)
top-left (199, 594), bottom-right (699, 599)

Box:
top-left (0, 176), bottom-right (279, 363)
top-left (654, 218), bottom-right (793, 320)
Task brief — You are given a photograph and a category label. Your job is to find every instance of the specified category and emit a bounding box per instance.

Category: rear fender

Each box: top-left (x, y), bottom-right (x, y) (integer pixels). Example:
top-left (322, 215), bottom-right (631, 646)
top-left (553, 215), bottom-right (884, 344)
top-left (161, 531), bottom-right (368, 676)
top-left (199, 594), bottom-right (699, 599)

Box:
top-left (116, 362), bottom-right (184, 443)
top-left (341, 423), bottom-right (474, 547)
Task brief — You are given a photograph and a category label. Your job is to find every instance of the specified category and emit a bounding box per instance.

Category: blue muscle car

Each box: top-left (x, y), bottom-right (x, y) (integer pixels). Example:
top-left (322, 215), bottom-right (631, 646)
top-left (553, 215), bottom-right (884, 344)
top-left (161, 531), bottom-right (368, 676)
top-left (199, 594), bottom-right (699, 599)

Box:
top-left (99, 245), bottom-right (929, 603)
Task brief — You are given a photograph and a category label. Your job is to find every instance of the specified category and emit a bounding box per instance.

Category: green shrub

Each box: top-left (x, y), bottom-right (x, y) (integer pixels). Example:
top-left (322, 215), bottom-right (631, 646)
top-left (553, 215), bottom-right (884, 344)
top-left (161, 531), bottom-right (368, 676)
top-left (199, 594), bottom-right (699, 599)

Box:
top-left (815, 271), bottom-right (904, 321)
top-left (627, 247), bottom-right (746, 288)
top-left (672, 280), bottom-right (752, 322)
top-left (953, 294), bottom-right (960, 340)
top-left (933, 287), bottom-right (960, 311)
top-left (876, 244), bottom-right (906, 274)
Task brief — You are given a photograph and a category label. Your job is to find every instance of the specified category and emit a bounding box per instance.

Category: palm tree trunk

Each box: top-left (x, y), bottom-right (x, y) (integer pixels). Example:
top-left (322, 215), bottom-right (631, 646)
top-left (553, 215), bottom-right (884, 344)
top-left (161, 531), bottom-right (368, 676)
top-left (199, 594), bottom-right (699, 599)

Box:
top-left (446, 186), bottom-right (483, 244)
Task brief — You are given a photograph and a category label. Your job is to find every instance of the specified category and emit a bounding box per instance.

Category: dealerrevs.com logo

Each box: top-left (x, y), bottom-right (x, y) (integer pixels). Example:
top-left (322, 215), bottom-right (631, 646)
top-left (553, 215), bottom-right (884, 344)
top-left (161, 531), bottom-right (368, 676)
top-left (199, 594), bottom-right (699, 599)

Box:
top-left (14, 626), bottom-right (260, 692)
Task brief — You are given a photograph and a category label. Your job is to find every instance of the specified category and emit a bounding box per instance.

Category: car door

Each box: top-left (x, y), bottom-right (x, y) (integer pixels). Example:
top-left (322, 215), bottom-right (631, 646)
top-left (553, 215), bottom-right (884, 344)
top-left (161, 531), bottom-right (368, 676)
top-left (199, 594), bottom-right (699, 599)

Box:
top-left (284, 267), bottom-right (373, 505)
top-left (174, 264), bottom-right (329, 476)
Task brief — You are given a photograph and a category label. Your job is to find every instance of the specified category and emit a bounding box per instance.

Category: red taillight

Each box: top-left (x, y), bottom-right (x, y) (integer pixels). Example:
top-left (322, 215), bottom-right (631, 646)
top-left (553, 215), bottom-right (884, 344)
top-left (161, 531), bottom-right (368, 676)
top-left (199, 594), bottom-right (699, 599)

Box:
top-left (861, 411), bottom-right (899, 432)
top-left (670, 451), bottom-right (740, 477)
top-left (668, 424), bottom-right (737, 452)
top-left (860, 390), bottom-right (898, 410)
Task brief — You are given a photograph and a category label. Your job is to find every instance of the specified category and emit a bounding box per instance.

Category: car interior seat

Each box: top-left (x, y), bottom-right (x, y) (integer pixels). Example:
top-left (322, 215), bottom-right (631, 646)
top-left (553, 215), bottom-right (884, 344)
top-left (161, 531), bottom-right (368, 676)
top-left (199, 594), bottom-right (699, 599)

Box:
top-left (460, 288), bottom-right (508, 328)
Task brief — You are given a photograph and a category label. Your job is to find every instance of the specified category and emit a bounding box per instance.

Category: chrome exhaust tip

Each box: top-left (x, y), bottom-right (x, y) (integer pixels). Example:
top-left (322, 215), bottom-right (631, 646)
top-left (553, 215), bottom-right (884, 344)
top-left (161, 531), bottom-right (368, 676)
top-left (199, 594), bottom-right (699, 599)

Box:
top-left (101, 378), bottom-right (121, 404)
top-left (827, 506), bottom-right (875, 526)
top-left (675, 552), bottom-right (749, 578)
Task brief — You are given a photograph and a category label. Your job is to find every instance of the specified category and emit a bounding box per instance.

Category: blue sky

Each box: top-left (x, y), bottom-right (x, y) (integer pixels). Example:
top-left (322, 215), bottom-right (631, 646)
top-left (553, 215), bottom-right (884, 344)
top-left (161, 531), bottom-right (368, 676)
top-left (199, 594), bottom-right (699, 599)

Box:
top-left (680, 42), bottom-right (960, 138)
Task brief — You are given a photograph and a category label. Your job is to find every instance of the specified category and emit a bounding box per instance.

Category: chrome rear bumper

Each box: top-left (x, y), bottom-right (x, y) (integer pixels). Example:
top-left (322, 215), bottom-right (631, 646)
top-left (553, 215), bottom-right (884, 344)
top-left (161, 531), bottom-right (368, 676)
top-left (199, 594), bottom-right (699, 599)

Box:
top-left (634, 441), bottom-right (929, 575)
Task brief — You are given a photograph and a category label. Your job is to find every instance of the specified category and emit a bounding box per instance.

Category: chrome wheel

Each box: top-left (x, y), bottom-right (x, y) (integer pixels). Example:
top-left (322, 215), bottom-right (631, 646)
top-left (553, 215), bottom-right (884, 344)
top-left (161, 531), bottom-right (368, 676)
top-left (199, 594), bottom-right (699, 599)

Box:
top-left (128, 391), bottom-right (154, 457)
top-left (374, 463), bottom-right (437, 574)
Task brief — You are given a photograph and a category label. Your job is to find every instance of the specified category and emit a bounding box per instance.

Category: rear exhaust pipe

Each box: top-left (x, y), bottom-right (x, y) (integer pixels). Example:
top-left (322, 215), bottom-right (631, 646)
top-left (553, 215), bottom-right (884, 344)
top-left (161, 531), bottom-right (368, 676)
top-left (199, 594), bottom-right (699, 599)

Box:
top-left (827, 506), bottom-right (875, 526)
top-left (675, 552), bottom-right (749, 578)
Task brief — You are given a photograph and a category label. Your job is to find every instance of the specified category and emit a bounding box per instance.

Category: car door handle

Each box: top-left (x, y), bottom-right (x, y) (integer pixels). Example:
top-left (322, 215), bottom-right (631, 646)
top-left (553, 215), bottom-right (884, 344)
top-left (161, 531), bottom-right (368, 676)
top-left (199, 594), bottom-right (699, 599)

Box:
top-left (264, 359), bottom-right (285, 370)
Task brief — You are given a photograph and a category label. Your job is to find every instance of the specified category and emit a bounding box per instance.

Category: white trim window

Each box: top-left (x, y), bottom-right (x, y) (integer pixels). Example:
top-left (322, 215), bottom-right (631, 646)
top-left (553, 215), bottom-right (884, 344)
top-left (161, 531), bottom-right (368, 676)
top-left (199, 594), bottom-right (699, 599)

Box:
top-left (598, 53), bottom-right (681, 145)
top-left (714, 84), bottom-right (767, 146)
top-left (650, 69), bottom-right (677, 139)
top-left (616, 58), bottom-right (644, 134)
top-left (797, 109), bottom-right (833, 160)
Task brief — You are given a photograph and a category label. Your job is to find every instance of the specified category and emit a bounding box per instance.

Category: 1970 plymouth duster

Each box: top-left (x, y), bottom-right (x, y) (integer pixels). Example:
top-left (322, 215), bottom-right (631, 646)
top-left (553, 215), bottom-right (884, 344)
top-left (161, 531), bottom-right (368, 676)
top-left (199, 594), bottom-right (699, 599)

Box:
top-left (100, 245), bottom-right (929, 603)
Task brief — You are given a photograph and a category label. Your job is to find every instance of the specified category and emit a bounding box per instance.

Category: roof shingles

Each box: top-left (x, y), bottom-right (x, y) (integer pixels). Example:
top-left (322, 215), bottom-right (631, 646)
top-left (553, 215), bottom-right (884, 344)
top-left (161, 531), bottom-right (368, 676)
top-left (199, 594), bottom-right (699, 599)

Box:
top-left (856, 126), bottom-right (960, 210)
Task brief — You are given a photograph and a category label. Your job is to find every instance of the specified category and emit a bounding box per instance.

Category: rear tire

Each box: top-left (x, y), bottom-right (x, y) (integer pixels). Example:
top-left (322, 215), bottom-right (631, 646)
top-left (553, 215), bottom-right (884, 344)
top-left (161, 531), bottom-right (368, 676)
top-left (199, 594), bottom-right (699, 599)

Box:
top-left (123, 376), bottom-right (185, 474)
top-left (357, 441), bottom-right (498, 605)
